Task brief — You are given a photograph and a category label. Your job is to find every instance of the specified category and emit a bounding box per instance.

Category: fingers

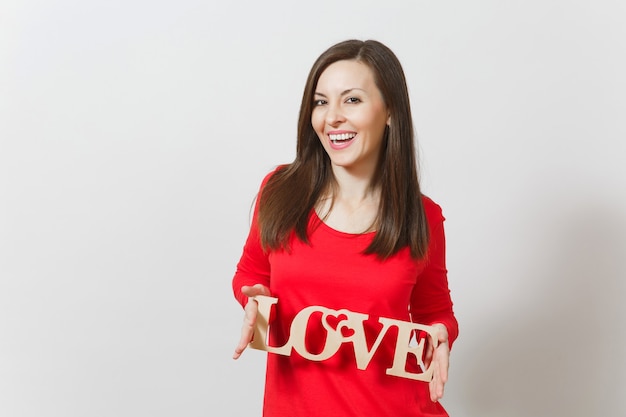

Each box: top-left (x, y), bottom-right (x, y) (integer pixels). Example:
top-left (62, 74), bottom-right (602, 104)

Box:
top-left (438, 343), bottom-right (449, 384)
top-left (233, 299), bottom-right (258, 359)
top-left (233, 285), bottom-right (271, 360)
top-left (429, 342), bottom-right (450, 401)
top-left (429, 362), bottom-right (441, 402)
top-left (428, 324), bottom-right (450, 402)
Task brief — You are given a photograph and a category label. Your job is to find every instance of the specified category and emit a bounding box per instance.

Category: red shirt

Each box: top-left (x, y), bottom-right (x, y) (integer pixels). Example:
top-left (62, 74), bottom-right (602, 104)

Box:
top-left (233, 173), bottom-right (458, 417)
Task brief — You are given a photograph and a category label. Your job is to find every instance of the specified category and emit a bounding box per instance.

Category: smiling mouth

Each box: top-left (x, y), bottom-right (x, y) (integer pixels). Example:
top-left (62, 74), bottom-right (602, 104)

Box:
top-left (329, 133), bottom-right (356, 144)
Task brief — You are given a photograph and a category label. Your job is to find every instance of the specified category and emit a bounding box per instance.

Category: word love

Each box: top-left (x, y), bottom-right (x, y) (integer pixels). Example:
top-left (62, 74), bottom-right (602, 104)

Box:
top-left (249, 295), bottom-right (438, 382)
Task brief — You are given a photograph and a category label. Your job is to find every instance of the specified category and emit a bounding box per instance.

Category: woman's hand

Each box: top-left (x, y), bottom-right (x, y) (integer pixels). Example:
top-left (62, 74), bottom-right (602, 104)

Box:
top-left (424, 323), bottom-right (450, 402)
top-left (233, 284), bottom-right (271, 360)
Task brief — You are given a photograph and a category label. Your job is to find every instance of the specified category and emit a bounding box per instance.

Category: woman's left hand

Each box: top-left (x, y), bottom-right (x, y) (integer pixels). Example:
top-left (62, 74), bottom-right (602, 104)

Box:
top-left (424, 323), bottom-right (450, 402)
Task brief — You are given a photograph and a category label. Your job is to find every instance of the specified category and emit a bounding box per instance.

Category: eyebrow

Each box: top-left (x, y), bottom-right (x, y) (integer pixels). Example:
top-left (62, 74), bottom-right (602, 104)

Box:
top-left (314, 88), bottom-right (367, 97)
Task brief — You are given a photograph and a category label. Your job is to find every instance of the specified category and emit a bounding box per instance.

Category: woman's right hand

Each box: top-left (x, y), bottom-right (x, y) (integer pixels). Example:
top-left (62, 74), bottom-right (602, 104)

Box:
top-left (232, 284), bottom-right (271, 359)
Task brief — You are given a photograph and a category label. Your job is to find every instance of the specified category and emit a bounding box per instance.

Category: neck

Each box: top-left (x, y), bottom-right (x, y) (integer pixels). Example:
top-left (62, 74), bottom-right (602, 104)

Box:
top-left (315, 164), bottom-right (381, 234)
top-left (329, 164), bottom-right (379, 204)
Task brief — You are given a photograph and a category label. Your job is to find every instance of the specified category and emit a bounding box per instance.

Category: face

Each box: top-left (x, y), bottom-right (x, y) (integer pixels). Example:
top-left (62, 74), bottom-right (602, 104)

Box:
top-left (311, 60), bottom-right (390, 176)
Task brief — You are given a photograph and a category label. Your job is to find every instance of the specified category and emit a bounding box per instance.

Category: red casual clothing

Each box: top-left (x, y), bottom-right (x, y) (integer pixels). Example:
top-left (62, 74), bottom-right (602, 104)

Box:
top-left (233, 172), bottom-right (458, 417)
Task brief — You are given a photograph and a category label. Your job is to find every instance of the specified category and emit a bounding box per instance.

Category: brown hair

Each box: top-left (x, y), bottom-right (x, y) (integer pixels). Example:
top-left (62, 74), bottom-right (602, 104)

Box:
top-left (258, 39), bottom-right (429, 259)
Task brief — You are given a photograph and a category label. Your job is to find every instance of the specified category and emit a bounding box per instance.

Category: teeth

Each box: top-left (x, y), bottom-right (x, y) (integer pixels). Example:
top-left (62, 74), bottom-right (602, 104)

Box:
top-left (329, 133), bottom-right (356, 142)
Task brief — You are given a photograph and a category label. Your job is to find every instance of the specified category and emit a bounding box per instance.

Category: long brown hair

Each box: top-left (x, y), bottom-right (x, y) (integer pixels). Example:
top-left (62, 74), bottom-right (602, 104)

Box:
top-left (258, 39), bottom-right (429, 259)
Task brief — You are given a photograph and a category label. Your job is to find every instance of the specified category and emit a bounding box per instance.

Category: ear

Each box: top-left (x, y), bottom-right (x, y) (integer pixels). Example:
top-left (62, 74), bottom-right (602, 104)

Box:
top-left (386, 114), bottom-right (391, 126)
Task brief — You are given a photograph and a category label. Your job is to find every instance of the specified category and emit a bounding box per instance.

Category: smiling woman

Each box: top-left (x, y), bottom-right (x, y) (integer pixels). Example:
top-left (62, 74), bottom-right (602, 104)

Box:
top-left (231, 39), bottom-right (458, 417)
top-left (311, 60), bottom-right (391, 234)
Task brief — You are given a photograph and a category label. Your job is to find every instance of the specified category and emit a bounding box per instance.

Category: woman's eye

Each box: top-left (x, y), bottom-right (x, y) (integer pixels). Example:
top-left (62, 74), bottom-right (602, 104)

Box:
top-left (313, 99), bottom-right (327, 106)
top-left (346, 97), bottom-right (361, 104)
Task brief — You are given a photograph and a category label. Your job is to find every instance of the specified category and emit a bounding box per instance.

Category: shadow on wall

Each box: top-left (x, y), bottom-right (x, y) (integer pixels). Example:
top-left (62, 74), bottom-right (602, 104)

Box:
top-left (461, 199), bottom-right (626, 417)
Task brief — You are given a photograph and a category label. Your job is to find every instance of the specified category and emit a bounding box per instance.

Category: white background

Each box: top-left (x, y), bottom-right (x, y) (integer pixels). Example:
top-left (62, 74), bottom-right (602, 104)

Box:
top-left (1, 1), bottom-right (625, 416)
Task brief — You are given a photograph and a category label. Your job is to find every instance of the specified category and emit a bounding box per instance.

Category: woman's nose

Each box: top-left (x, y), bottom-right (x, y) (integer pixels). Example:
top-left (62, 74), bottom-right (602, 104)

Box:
top-left (325, 103), bottom-right (345, 126)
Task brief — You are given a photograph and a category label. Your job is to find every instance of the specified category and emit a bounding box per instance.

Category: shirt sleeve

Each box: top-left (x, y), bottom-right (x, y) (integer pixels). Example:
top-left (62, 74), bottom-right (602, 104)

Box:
top-left (409, 198), bottom-right (459, 348)
top-left (231, 174), bottom-right (273, 308)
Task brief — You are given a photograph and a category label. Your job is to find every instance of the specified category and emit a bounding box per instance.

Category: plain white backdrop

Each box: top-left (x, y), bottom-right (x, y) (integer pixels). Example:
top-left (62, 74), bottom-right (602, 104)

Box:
top-left (1, 1), bottom-right (625, 416)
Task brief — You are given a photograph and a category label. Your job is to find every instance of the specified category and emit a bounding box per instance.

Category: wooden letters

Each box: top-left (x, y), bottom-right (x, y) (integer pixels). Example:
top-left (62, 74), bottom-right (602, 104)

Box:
top-left (249, 295), bottom-right (439, 382)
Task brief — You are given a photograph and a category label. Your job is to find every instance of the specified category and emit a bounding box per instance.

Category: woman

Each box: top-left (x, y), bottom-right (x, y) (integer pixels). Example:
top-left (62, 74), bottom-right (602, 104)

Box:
top-left (232, 39), bottom-right (458, 416)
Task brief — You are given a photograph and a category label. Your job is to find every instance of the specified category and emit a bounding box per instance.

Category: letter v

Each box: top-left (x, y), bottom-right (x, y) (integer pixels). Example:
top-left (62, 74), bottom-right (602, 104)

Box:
top-left (347, 317), bottom-right (395, 371)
